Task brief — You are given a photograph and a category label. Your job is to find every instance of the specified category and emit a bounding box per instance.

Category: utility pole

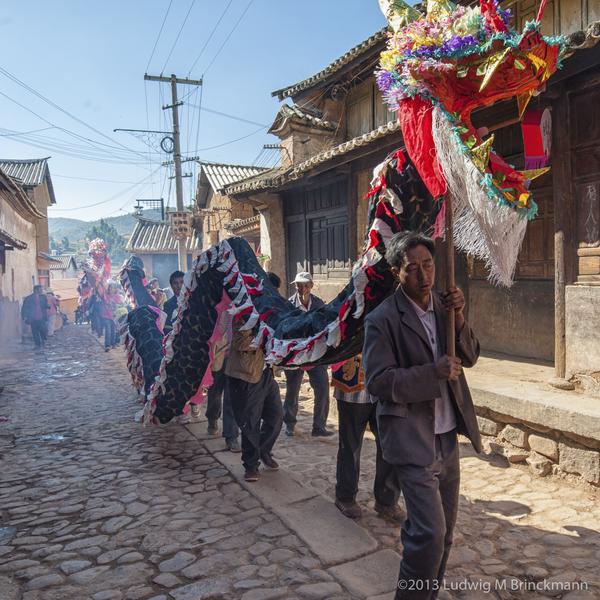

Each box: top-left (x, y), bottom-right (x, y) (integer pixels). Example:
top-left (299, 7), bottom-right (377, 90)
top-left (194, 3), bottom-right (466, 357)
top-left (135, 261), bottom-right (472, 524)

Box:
top-left (144, 73), bottom-right (203, 270)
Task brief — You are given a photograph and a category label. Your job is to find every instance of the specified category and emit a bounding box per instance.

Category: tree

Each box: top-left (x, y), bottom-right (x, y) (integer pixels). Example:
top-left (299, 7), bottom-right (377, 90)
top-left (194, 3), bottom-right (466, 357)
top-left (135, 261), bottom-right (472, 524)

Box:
top-left (61, 236), bottom-right (71, 252)
top-left (86, 219), bottom-right (127, 265)
top-left (49, 236), bottom-right (59, 252)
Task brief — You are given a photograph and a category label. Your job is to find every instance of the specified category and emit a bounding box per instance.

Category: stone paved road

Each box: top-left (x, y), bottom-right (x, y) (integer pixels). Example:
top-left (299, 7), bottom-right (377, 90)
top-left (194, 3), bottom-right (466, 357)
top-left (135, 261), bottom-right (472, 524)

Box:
top-left (271, 383), bottom-right (600, 599)
top-left (1, 325), bottom-right (599, 600)
top-left (0, 326), bottom-right (357, 600)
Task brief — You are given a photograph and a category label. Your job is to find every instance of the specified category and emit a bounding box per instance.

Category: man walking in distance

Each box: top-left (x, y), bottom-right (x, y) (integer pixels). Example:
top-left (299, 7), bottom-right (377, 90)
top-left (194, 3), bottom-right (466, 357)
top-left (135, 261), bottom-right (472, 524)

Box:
top-left (21, 285), bottom-right (49, 351)
top-left (363, 231), bottom-right (481, 599)
top-left (225, 314), bottom-right (283, 482)
top-left (284, 271), bottom-right (333, 437)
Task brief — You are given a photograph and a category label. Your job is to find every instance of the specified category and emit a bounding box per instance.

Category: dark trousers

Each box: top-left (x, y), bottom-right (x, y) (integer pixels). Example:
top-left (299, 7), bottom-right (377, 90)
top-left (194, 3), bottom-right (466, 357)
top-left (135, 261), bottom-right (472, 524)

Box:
top-left (228, 369), bottom-right (283, 471)
top-left (103, 318), bottom-right (116, 349)
top-left (394, 430), bottom-right (460, 600)
top-left (335, 399), bottom-right (398, 507)
top-left (206, 367), bottom-right (239, 441)
top-left (284, 366), bottom-right (330, 431)
top-left (30, 320), bottom-right (47, 348)
top-left (91, 312), bottom-right (104, 337)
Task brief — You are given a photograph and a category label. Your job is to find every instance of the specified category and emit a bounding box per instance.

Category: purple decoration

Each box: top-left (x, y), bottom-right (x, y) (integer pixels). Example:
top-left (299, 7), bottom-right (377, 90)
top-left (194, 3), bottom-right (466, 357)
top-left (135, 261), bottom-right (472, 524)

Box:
top-left (376, 70), bottom-right (393, 92)
top-left (404, 35), bottom-right (479, 59)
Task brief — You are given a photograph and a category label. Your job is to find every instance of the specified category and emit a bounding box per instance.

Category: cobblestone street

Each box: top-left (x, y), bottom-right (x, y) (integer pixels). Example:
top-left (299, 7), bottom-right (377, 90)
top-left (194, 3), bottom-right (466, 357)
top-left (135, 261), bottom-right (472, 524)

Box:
top-left (1, 324), bottom-right (599, 600)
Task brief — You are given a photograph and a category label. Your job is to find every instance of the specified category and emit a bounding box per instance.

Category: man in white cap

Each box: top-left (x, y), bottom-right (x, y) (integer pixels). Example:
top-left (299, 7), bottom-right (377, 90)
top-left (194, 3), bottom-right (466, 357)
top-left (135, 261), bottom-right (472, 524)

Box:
top-left (284, 271), bottom-right (333, 437)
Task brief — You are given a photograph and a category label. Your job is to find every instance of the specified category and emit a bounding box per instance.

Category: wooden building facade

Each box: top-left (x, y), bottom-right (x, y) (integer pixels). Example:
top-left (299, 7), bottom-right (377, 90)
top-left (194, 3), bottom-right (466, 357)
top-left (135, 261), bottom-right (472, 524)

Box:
top-left (195, 162), bottom-right (267, 252)
top-left (226, 1), bottom-right (600, 388)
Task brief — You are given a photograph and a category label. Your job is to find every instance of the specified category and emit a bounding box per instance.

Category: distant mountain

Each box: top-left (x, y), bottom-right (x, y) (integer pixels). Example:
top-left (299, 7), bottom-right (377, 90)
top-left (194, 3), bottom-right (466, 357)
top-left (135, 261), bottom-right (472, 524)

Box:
top-left (49, 214), bottom-right (138, 244)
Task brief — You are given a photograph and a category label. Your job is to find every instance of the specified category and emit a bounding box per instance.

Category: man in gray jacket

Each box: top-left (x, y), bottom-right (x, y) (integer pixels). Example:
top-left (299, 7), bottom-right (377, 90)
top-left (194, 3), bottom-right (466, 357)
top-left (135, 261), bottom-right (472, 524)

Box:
top-left (363, 231), bottom-right (481, 600)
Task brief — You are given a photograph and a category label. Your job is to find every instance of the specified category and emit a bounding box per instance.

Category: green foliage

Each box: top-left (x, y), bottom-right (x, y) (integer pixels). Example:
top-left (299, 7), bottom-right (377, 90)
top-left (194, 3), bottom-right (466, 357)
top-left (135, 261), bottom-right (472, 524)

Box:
top-left (61, 236), bottom-right (71, 251)
top-left (86, 219), bottom-right (127, 264)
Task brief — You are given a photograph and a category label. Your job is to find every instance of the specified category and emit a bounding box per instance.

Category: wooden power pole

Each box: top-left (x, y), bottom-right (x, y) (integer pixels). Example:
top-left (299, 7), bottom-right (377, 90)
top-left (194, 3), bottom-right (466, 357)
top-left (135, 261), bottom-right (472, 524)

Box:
top-left (144, 73), bottom-right (203, 271)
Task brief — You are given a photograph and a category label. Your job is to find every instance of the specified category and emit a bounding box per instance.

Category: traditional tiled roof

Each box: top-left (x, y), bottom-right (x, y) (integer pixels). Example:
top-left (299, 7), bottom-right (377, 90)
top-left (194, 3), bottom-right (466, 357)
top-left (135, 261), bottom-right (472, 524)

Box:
top-left (225, 120), bottom-right (401, 196)
top-left (0, 227), bottom-right (27, 250)
top-left (0, 166), bottom-right (44, 220)
top-left (48, 254), bottom-right (78, 270)
top-left (224, 214), bottom-right (260, 235)
top-left (126, 218), bottom-right (200, 253)
top-left (269, 104), bottom-right (336, 134)
top-left (272, 28), bottom-right (388, 100)
top-left (565, 19), bottom-right (600, 52)
top-left (198, 163), bottom-right (269, 193)
top-left (0, 157), bottom-right (57, 205)
top-left (39, 251), bottom-right (62, 263)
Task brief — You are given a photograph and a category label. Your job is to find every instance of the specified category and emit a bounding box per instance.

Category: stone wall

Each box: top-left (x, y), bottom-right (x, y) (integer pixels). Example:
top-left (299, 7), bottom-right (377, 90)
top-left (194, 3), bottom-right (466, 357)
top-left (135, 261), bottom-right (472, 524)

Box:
top-left (476, 409), bottom-right (600, 486)
top-left (0, 194), bottom-right (38, 344)
top-left (565, 285), bottom-right (600, 389)
top-left (468, 279), bottom-right (554, 362)
top-left (256, 193), bottom-right (286, 291)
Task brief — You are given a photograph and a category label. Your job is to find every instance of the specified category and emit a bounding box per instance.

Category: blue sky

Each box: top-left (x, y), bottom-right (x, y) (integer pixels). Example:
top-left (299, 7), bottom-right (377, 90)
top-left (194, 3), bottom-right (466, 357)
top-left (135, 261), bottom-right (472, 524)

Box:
top-left (1, 1), bottom-right (386, 221)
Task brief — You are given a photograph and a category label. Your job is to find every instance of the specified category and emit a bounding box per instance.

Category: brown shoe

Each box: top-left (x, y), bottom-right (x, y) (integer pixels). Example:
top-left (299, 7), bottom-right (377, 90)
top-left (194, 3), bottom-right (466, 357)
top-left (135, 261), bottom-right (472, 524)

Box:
top-left (375, 502), bottom-right (404, 524)
top-left (261, 454), bottom-right (279, 470)
top-left (244, 469), bottom-right (260, 482)
top-left (335, 499), bottom-right (362, 519)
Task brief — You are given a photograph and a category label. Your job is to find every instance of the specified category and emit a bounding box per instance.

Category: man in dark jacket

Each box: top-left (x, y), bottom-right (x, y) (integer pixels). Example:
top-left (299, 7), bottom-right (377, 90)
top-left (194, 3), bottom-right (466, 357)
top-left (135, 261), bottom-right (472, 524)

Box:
top-left (21, 285), bottom-right (49, 350)
top-left (283, 271), bottom-right (333, 437)
top-left (363, 231), bottom-right (481, 600)
top-left (163, 270), bottom-right (184, 333)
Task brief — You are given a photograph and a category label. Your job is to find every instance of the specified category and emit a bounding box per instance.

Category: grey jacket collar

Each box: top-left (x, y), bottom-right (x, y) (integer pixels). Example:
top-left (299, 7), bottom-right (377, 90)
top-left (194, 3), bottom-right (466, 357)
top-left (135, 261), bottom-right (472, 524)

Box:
top-left (393, 288), bottom-right (447, 357)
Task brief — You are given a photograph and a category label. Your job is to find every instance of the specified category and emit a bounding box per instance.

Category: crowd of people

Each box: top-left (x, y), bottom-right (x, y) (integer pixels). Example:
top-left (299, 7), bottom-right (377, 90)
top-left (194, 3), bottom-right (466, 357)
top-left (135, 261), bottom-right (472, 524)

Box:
top-left (80, 281), bottom-right (128, 351)
top-left (161, 231), bottom-right (480, 600)
top-left (20, 230), bottom-right (479, 599)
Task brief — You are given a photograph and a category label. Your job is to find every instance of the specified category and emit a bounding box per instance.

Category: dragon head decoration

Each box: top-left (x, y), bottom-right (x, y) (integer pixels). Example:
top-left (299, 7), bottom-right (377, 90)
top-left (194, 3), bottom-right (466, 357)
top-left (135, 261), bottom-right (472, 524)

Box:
top-left (376, 0), bottom-right (564, 284)
top-left (87, 238), bottom-right (111, 280)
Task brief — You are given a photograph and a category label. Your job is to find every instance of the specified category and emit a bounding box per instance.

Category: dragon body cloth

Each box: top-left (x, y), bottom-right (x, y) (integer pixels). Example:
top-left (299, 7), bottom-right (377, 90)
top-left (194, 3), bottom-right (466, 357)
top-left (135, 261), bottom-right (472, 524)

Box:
top-left (120, 0), bottom-right (564, 425)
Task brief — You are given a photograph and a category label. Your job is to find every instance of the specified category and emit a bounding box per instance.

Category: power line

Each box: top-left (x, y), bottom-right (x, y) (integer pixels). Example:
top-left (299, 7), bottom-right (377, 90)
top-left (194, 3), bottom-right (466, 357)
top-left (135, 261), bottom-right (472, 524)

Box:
top-left (0, 123), bottom-right (150, 165)
top-left (0, 127), bottom-right (150, 165)
top-left (202, 0), bottom-right (255, 76)
top-left (0, 126), bottom-right (54, 137)
top-left (184, 125), bottom-right (266, 153)
top-left (0, 66), bottom-right (145, 158)
top-left (53, 174), bottom-right (141, 184)
top-left (49, 167), bottom-right (161, 212)
top-left (161, 0), bottom-right (198, 73)
top-left (0, 91), bottom-right (148, 166)
top-left (186, 103), bottom-right (268, 128)
top-left (187, 0), bottom-right (234, 76)
top-left (146, 0), bottom-right (174, 71)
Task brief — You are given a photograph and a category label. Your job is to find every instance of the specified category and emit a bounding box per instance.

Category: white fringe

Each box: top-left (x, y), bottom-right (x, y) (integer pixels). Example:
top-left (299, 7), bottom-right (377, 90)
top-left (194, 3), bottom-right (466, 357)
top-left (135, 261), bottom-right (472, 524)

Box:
top-left (431, 107), bottom-right (528, 287)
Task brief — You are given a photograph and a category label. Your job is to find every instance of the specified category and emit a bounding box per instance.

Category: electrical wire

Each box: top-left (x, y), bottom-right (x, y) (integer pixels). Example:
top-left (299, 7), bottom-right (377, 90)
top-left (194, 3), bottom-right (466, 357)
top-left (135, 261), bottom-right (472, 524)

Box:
top-left (50, 167), bottom-right (161, 212)
top-left (0, 126), bottom-right (54, 137)
top-left (187, 0), bottom-right (234, 76)
top-left (146, 0), bottom-right (174, 72)
top-left (186, 103), bottom-right (268, 128)
top-left (184, 125), bottom-right (266, 154)
top-left (0, 129), bottom-right (150, 165)
top-left (0, 91), bottom-right (147, 164)
top-left (202, 0), bottom-right (255, 76)
top-left (0, 66), bottom-right (145, 157)
top-left (52, 174), bottom-right (141, 184)
top-left (161, 0), bottom-right (198, 74)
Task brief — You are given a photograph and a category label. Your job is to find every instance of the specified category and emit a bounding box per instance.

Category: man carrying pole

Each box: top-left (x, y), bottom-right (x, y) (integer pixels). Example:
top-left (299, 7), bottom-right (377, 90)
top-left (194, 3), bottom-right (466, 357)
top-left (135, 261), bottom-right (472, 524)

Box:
top-left (363, 232), bottom-right (481, 598)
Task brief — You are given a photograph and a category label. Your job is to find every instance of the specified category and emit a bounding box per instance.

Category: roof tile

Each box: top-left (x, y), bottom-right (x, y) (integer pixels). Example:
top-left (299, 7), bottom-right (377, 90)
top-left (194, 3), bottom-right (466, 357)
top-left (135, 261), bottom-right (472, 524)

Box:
top-left (126, 218), bottom-right (200, 253)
